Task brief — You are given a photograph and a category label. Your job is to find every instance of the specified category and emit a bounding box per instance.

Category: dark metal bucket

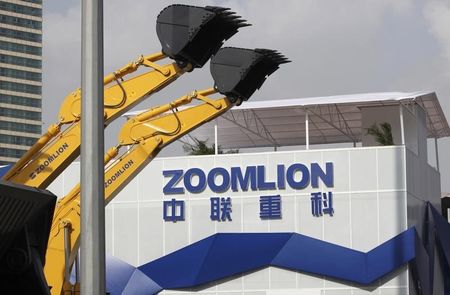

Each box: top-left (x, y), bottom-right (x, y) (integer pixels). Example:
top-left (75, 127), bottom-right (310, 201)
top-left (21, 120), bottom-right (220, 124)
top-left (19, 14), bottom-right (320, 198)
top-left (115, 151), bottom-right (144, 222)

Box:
top-left (210, 47), bottom-right (290, 104)
top-left (0, 181), bottom-right (56, 294)
top-left (157, 5), bottom-right (249, 68)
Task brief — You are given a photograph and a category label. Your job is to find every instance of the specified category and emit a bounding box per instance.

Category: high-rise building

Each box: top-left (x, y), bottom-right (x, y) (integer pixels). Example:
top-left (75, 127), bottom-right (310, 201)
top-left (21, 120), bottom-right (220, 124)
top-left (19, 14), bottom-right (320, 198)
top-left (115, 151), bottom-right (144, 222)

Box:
top-left (0, 0), bottom-right (42, 165)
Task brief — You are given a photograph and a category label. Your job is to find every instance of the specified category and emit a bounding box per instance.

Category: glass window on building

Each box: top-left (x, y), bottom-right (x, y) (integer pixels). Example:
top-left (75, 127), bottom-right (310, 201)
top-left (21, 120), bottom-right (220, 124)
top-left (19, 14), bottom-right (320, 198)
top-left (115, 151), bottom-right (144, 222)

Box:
top-left (0, 147), bottom-right (27, 158)
top-left (0, 134), bottom-right (37, 146)
top-left (21, 0), bottom-right (42, 4)
top-left (0, 120), bottom-right (41, 134)
top-left (0, 27), bottom-right (41, 43)
top-left (0, 107), bottom-right (41, 120)
top-left (0, 14), bottom-right (42, 30)
top-left (0, 68), bottom-right (41, 82)
top-left (0, 54), bottom-right (41, 68)
top-left (0, 81), bottom-right (41, 95)
top-left (0, 41), bottom-right (42, 56)
top-left (0, 94), bottom-right (41, 108)
top-left (0, 2), bottom-right (42, 17)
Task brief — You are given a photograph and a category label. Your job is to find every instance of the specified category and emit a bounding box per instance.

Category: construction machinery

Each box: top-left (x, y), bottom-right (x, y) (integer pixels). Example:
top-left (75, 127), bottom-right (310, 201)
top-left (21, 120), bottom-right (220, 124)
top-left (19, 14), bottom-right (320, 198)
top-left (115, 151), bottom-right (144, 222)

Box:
top-left (47, 47), bottom-right (288, 294)
top-left (2, 5), bottom-right (249, 189)
top-left (0, 4), bottom-right (248, 294)
top-left (0, 4), bottom-right (290, 295)
top-left (0, 181), bottom-right (56, 294)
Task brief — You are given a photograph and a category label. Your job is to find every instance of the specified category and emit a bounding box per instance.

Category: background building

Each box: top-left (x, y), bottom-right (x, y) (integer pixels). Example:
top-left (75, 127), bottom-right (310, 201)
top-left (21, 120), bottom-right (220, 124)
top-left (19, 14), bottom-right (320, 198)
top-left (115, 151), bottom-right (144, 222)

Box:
top-left (0, 0), bottom-right (42, 165)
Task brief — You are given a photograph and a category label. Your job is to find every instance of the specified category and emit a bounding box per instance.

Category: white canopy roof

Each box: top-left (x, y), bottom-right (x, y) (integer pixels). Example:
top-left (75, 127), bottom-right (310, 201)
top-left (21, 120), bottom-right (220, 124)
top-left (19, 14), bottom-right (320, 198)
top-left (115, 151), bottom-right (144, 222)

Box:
top-left (124, 91), bottom-right (450, 149)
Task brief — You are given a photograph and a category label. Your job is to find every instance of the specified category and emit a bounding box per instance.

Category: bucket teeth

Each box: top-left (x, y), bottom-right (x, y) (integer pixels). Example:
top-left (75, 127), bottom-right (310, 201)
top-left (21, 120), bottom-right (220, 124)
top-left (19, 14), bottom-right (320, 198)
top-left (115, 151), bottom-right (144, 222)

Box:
top-left (157, 5), bottom-right (249, 68)
top-left (208, 7), bottom-right (250, 31)
top-left (210, 47), bottom-right (290, 104)
top-left (205, 6), bottom-right (231, 13)
top-left (227, 15), bottom-right (243, 21)
top-left (219, 11), bottom-right (237, 17)
top-left (255, 49), bottom-right (291, 64)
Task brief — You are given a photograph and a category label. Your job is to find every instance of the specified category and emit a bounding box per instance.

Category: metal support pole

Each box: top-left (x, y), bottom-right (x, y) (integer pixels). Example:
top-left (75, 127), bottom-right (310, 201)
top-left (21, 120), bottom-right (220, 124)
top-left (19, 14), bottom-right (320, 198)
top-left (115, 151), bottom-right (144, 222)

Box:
top-left (435, 137), bottom-right (440, 172)
top-left (75, 250), bottom-right (80, 283)
top-left (81, 0), bottom-right (105, 294)
top-left (214, 124), bottom-right (218, 155)
top-left (399, 105), bottom-right (405, 145)
top-left (305, 112), bottom-right (309, 150)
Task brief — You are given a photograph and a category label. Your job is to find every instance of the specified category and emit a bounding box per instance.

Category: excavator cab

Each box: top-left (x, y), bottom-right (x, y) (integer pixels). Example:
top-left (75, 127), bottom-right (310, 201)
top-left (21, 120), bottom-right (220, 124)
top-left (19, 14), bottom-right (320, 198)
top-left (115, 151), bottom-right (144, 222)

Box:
top-left (157, 5), bottom-right (249, 68)
top-left (211, 47), bottom-right (290, 104)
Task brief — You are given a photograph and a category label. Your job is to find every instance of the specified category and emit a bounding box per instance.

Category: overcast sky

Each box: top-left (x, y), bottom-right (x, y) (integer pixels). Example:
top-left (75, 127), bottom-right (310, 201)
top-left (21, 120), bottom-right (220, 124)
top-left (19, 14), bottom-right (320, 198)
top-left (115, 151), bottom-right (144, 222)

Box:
top-left (42, 0), bottom-right (450, 192)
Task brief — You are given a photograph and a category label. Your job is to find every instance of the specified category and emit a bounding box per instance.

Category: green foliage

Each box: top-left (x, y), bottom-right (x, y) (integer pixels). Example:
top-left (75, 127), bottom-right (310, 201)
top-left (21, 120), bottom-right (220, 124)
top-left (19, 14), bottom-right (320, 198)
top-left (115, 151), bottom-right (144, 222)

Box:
top-left (366, 122), bottom-right (394, 145)
top-left (183, 138), bottom-right (239, 155)
top-left (183, 138), bottom-right (215, 155)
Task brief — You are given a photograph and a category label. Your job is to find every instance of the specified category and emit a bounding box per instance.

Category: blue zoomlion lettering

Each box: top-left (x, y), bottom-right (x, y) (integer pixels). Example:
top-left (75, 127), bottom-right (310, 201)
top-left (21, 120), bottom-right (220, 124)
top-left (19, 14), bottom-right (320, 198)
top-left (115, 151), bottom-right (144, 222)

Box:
top-left (29, 142), bottom-right (69, 179)
top-left (163, 162), bottom-right (334, 194)
top-left (104, 160), bottom-right (134, 189)
top-left (163, 169), bottom-right (184, 194)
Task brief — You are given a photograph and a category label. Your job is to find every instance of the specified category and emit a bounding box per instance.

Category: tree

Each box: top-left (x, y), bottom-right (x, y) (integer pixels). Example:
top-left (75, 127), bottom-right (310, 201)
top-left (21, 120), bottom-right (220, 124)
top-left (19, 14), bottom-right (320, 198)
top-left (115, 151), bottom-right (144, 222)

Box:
top-left (182, 138), bottom-right (239, 155)
top-left (366, 122), bottom-right (394, 145)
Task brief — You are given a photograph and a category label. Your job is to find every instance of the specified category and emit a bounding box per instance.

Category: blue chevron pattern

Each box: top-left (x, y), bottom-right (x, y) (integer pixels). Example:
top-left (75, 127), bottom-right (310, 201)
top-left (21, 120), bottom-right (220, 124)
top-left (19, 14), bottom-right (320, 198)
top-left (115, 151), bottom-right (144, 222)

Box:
top-left (105, 255), bottom-right (162, 295)
top-left (107, 228), bottom-right (418, 294)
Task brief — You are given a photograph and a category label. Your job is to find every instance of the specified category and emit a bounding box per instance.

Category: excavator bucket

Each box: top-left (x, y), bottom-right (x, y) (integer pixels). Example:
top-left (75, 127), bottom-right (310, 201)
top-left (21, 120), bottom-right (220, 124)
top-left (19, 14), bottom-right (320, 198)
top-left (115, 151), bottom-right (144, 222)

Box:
top-left (210, 47), bottom-right (290, 104)
top-left (157, 5), bottom-right (249, 68)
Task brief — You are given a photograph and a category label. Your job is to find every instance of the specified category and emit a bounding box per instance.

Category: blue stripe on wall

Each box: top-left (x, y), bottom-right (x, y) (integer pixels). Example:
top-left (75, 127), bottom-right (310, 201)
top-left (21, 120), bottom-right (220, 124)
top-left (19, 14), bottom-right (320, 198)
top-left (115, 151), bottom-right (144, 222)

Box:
top-left (139, 229), bottom-right (415, 288)
top-left (106, 228), bottom-right (416, 294)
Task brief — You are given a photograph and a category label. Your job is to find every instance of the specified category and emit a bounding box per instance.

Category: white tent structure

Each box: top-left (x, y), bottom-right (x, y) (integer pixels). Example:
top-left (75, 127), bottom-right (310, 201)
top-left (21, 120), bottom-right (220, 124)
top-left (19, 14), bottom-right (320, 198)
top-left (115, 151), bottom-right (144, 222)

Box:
top-left (125, 91), bottom-right (449, 150)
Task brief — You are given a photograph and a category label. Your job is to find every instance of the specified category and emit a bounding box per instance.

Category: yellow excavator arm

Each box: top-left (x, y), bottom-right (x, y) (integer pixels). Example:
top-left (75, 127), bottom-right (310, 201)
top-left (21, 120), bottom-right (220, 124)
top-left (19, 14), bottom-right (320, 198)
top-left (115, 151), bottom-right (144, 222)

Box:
top-left (3, 53), bottom-right (185, 188)
top-left (2, 5), bottom-right (248, 189)
top-left (45, 47), bottom-right (289, 294)
top-left (46, 89), bottom-right (229, 294)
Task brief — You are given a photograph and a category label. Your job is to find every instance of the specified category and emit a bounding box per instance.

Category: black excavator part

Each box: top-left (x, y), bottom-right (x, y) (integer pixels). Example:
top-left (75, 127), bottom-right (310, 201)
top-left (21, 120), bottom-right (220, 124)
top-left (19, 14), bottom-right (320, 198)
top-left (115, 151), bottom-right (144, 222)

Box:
top-left (0, 181), bottom-right (56, 295)
top-left (157, 5), bottom-right (249, 68)
top-left (210, 47), bottom-right (290, 104)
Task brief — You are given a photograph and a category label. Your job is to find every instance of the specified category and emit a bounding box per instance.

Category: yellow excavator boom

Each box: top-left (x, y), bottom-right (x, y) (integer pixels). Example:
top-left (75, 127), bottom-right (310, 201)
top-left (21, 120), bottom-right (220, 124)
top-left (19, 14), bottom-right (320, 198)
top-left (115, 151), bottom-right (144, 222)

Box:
top-left (2, 5), bottom-right (248, 189)
top-left (3, 54), bottom-right (184, 188)
top-left (46, 89), bottom-right (229, 294)
top-left (45, 47), bottom-right (289, 294)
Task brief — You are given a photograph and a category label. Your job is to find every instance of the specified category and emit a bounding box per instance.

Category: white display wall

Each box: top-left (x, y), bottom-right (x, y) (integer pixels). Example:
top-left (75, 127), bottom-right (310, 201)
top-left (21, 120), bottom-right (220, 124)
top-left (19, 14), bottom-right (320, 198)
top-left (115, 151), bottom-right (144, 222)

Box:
top-left (47, 145), bottom-right (442, 294)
